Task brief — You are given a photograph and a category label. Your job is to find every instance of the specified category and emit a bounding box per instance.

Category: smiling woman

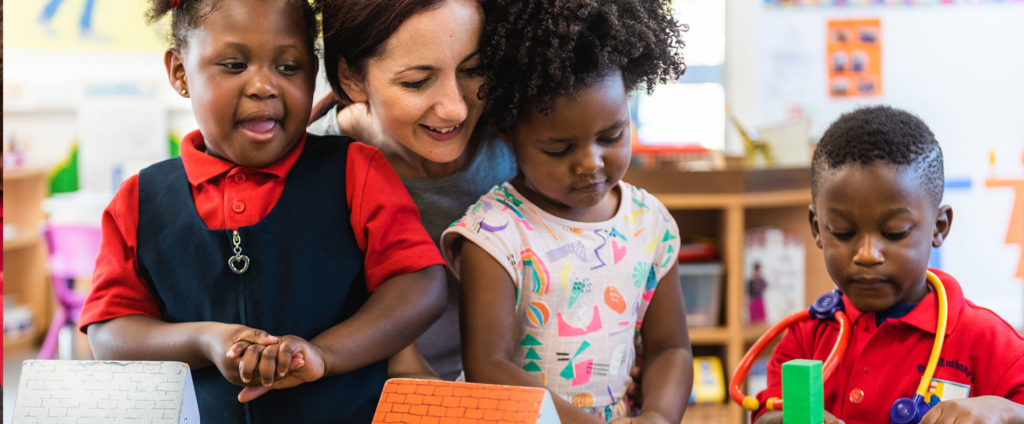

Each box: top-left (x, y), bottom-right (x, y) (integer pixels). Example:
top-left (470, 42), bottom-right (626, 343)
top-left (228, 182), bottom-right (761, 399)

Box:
top-left (310, 0), bottom-right (517, 381)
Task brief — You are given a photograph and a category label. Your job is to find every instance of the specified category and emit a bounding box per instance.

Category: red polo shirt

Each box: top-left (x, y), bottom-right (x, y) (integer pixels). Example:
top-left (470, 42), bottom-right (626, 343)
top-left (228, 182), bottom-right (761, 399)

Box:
top-left (80, 130), bottom-right (444, 332)
top-left (754, 269), bottom-right (1024, 424)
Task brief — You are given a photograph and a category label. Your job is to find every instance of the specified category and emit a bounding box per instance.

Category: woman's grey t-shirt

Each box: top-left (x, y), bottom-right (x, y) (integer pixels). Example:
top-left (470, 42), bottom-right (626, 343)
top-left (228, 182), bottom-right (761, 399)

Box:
top-left (309, 107), bottom-right (517, 380)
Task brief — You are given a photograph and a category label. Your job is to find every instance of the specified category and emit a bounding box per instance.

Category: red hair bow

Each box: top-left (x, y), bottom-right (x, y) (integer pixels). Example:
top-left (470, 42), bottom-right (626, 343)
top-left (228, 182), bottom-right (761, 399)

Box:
top-left (170, 0), bottom-right (180, 9)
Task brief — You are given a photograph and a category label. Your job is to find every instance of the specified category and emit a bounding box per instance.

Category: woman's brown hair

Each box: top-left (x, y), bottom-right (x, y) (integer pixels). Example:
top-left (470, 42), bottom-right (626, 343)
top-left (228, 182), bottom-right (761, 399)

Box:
top-left (313, 0), bottom-right (448, 121)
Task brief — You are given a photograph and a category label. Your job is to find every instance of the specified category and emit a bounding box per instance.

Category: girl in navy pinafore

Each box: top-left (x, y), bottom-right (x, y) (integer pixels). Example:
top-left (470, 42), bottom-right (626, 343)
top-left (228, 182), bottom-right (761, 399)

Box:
top-left (79, 1), bottom-right (447, 422)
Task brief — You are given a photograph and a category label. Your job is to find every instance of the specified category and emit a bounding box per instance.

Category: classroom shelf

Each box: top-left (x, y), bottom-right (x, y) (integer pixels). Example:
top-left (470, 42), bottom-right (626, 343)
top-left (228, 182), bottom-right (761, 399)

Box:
top-left (626, 165), bottom-right (833, 424)
top-left (3, 167), bottom-right (51, 352)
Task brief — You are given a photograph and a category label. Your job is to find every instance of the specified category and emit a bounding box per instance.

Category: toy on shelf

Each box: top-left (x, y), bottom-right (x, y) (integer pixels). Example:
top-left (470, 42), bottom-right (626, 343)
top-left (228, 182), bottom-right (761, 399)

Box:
top-left (726, 107), bottom-right (775, 167)
top-left (691, 356), bottom-right (726, 405)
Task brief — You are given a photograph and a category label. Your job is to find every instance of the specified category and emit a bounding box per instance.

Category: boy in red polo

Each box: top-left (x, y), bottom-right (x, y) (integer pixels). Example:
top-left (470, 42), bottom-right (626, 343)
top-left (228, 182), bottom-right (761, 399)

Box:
top-left (754, 106), bottom-right (1024, 424)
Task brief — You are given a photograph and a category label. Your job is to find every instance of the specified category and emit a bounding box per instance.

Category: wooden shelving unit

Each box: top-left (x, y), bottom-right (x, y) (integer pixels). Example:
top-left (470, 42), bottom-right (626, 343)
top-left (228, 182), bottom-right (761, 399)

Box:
top-left (626, 166), bottom-right (834, 424)
top-left (3, 167), bottom-right (51, 354)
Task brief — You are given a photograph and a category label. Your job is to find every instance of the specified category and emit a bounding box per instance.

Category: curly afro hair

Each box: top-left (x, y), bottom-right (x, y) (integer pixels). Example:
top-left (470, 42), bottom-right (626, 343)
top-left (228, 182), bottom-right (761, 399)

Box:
top-left (811, 105), bottom-right (944, 206)
top-left (479, 0), bottom-right (687, 135)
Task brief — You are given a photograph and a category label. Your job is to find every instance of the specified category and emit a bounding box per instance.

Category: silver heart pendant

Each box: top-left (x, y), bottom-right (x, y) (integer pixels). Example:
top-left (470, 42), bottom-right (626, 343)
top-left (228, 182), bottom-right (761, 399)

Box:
top-left (228, 254), bottom-right (250, 275)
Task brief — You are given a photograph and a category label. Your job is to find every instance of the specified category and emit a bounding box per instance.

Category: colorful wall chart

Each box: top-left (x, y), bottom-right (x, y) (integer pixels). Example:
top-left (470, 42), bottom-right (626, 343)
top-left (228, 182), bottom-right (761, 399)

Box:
top-left (826, 19), bottom-right (882, 98)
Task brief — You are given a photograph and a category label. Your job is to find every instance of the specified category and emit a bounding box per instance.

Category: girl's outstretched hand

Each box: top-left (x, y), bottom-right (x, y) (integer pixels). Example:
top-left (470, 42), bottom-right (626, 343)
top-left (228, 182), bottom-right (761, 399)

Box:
top-left (237, 335), bottom-right (326, 402)
top-left (203, 323), bottom-right (278, 387)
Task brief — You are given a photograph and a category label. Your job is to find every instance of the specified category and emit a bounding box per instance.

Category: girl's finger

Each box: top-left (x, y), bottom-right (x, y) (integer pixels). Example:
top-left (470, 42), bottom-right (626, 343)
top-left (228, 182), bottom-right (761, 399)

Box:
top-left (258, 345), bottom-right (279, 386)
top-left (226, 342), bottom-right (248, 359)
top-left (243, 328), bottom-right (278, 345)
top-left (239, 343), bottom-right (264, 384)
top-left (238, 385), bottom-right (271, 403)
top-left (289, 355), bottom-right (305, 372)
top-left (276, 341), bottom-right (299, 377)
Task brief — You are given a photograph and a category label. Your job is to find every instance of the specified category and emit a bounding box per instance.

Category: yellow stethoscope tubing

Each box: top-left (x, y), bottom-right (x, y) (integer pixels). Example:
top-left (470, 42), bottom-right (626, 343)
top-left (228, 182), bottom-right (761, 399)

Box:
top-left (918, 270), bottom-right (947, 402)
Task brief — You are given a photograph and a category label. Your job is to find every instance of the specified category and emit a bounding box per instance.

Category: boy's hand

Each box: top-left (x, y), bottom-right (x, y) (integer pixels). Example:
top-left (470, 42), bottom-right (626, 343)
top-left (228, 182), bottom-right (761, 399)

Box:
top-left (920, 396), bottom-right (1024, 424)
top-left (201, 323), bottom-right (278, 386)
top-left (822, 411), bottom-right (846, 424)
top-left (237, 335), bottom-right (326, 403)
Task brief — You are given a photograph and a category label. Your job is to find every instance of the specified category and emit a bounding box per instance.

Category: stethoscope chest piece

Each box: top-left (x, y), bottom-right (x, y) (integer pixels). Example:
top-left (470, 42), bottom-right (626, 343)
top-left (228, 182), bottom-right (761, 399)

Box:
top-left (890, 393), bottom-right (939, 424)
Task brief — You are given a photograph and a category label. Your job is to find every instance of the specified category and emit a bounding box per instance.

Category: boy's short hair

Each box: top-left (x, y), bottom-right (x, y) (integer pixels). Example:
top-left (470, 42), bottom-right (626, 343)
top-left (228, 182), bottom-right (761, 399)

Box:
top-left (478, 0), bottom-right (687, 135)
top-left (811, 105), bottom-right (944, 206)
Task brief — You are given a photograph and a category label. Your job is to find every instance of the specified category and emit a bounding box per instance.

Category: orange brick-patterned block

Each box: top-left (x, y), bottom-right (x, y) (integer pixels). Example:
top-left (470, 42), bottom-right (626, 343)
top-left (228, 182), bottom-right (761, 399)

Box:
top-left (373, 378), bottom-right (557, 424)
top-left (442, 396), bottom-right (460, 408)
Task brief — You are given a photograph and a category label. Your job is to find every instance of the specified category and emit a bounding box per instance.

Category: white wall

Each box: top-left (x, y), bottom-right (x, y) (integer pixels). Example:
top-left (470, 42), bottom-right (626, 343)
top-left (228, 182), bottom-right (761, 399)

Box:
top-left (727, 2), bottom-right (1024, 329)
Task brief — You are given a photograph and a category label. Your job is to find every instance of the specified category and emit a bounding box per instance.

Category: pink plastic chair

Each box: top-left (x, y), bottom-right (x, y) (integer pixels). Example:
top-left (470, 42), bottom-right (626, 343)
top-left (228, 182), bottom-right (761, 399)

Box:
top-left (38, 223), bottom-right (101, 360)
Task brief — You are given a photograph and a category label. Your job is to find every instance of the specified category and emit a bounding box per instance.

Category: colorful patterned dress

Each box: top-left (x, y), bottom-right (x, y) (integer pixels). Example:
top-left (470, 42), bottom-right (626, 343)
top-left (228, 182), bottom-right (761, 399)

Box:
top-left (441, 181), bottom-right (680, 421)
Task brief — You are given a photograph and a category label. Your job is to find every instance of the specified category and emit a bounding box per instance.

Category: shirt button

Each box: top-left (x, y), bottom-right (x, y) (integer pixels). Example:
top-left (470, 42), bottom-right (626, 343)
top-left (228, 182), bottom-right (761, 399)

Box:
top-left (232, 201), bottom-right (245, 213)
top-left (849, 388), bottom-right (864, 404)
top-left (233, 173), bottom-right (246, 183)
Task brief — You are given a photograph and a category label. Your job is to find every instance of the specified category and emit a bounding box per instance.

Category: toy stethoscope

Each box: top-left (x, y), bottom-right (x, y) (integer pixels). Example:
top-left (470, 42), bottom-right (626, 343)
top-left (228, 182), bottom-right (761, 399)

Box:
top-left (729, 270), bottom-right (949, 424)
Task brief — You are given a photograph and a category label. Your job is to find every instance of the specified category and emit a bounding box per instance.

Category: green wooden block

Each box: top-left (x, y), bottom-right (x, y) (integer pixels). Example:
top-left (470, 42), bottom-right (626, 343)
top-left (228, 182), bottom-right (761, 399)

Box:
top-left (782, 359), bottom-right (824, 424)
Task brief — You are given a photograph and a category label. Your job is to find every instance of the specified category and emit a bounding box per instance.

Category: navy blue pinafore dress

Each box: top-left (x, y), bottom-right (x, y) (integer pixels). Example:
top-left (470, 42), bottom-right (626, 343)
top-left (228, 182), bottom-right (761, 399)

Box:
top-left (137, 134), bottom-right (386, 423)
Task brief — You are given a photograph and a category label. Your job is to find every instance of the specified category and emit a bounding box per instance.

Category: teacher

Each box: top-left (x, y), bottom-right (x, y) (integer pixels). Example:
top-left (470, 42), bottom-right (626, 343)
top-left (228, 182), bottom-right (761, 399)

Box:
top-left (309, 0), bottom-right (517, 381)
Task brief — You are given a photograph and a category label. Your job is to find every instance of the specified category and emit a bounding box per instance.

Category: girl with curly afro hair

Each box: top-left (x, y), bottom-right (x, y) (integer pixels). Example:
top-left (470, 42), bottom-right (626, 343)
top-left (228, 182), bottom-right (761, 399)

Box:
top-left (440, 0), bottom-right (692, 422)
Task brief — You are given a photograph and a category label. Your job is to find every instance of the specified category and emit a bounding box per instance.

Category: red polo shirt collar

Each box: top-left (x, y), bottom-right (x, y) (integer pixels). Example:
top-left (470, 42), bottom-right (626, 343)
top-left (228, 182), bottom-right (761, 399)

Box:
top-left (179, 129), bottom-right (306, 185)
top-left (841, 268), bottom-right (963, 336)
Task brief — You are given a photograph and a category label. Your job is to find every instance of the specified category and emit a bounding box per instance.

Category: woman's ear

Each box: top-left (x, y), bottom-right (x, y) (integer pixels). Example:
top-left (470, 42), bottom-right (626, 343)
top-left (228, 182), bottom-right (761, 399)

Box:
top-left (932, 205), bottom-right (953, 247)
top-left (337, 59), bottom-right (369, 103)
top-left (809, 204), bottom-right (823, 249)
top-left (165, 49), bottom-right (188, 97)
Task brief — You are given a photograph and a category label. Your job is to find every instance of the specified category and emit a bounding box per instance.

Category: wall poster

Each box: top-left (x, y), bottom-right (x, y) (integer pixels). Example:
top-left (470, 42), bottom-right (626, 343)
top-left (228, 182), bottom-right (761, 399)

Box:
top-left (827, 18), bottom-right (882, 98)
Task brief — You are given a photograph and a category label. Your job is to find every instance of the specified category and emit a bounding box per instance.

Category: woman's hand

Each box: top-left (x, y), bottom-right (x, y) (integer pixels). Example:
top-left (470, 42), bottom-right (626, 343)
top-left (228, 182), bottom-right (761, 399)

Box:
top-left (337, 102), bottom-right (376, 143)
top-left (626, 343), bottom-right (645, 413)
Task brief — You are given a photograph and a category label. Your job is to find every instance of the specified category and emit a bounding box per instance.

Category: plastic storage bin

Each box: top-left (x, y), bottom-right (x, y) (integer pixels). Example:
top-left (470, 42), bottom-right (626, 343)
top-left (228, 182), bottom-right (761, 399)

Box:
top-left (678, 262), bottom-right (723, 327)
